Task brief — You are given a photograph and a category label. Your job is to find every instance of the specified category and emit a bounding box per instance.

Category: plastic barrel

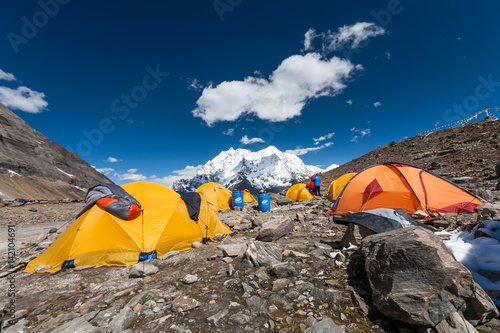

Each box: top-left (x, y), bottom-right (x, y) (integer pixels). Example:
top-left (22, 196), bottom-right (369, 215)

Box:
top-left (258, 193), bottom-right (271, 212)
top-left (232, 192), bottom-right (244, 209)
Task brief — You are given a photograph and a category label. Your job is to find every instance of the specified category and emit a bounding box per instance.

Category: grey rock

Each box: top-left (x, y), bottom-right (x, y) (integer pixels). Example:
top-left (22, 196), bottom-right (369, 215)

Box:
top-left (218, 242), bottom-right (248, 258)
top-left (435, 311), bottom-right (478, 333)
top-left (125, 291), bottom-right (149, 309)
top-left (206, 309), bottom-right (229, 325)
top-left (161, 251), bottom-right (180, 260)
top-left (31, 303), bottom-right (53, 315)
top-left (128, 261), bottom-right (158, 278)
top-left (269, 262), bottom-right (297, 278)
top-left (48, 227), bottom-right (57, 233)
top-left (238, 258), bottom-right (254, 270)
top-left (496, 163), bottom-right (500, 178)
top-left (171, 296), bottom-right (201, 312)
top-left (272, 278), bottom-right (291, 292)
top-left (244, 241), bottom-right (282, 267)
top-left (230, 312), bottom-right (252, 325)
top-left (74, 265), bottom-right (95, 271)
top-left (304, 318), bottom-right (345, 333)
top-left (256, 215), bottom-right (294, 242)
top-left (361, 227), bottom-right (499, 327)
top-left (181, 274), bottom-right (199, 284)
top-left (476, 203), bottom-right (500, 221)
top-left (107, 307), bottom-right (137, 333)
top-left (276, 198), bottom-right (293, 206)
top-left (52, 316), bottom-right (101, 333)
top-left (212, 233), bottom-right (225, 241)
top-left (191, 241), bottom-right (202, 248)
top-left (2, 319), bottom-right (29, 333)
top-left (28, 207), bottom-right (37, 212)
top-left (310, 287), bottom-right (337, 303)
top-left (246, 295), bottom-right (268, 312)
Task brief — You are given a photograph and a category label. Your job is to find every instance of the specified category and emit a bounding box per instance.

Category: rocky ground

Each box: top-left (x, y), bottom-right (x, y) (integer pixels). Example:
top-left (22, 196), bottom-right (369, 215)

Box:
top-left (1, 195), bottom-right (499, 333)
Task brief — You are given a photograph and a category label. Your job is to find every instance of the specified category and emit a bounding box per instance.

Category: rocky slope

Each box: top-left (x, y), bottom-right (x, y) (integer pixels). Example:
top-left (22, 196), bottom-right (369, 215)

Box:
top-left (0, 103), bottom-right (111, 201)
top-left (173, 146), bottom-right (322, 193)
top-left (321, 117), bottom-right (500, 192)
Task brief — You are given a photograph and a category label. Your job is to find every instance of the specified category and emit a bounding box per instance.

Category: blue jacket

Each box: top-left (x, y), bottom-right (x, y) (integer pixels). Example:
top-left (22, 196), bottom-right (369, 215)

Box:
top-left (312, 174), bottom-right (321, 186)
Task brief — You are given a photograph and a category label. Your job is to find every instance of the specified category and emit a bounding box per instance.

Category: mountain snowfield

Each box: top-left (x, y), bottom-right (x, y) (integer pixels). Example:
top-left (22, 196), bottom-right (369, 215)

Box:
top-left (173, 146), bottom-right (327, 192)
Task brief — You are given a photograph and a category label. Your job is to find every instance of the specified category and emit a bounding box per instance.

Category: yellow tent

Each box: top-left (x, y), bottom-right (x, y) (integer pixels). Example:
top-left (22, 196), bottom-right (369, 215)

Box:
top-left (195, 182), bottom-right (232, 212)
top-left (242, 190), bottom-right (257, 203)
top-left (328, 172), bottom-right (356, 201)
top-left (286, 184), bottom-right (314, 202)
top-left (25, 181), bottom-right (231, 273)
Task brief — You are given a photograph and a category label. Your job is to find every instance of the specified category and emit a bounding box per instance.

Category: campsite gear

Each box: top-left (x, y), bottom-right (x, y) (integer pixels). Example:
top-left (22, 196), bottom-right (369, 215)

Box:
top-left (25, 181), bottom-right (231, 273)
top-left (328, 172), bottom-right (356, 201)
top-left (286, 184), bottom-right (314, 202)
top-left (242, 189), bottom-right (257, 203)
top-left (195, 182), bottom-right (232, 212)
top-left (76, 183), bottom-right (142, 220)
top-left (258, 193), bottom-right (271, 212)
top-left (333, 163), bottom-right (484, 215)
top-left (232, 191), bottom-right (244, 209)
top-left (336, 208), bottom-right (433, 248)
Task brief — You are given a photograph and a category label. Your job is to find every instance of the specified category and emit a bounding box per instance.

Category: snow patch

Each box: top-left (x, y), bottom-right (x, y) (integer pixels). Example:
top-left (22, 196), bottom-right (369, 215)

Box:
top-left (56, 167), bottom-right (74, 178)
top-left (74, 185), bottom-right (86, 192)
top-left (8, 169), bottom-right (21, 177)
top-left (444, 221), bottom-right (500, 305)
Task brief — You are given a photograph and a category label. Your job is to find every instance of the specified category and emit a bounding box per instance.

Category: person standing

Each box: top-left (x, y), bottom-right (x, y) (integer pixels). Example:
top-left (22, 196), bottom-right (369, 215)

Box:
top-left (311, 174), bottom-right (321, 196)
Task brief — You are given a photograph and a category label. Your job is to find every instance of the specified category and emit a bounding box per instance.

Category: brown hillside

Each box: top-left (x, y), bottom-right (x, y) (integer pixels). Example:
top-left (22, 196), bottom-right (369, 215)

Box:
top-left (0, 104), bottom-right (111, 201)
top-left (321, 117), bottom-right (500, 192)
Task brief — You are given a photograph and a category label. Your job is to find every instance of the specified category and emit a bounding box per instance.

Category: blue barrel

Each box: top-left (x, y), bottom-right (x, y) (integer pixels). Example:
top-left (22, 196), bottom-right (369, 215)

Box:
top-left (232, 192), bottom-right (244, 209)
top-left (258, 193), bottom-right (271, 212)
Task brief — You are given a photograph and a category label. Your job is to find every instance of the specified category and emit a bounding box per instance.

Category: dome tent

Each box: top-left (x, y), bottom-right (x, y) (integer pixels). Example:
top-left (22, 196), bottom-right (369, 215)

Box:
top-left (328, 172), bottom-right (356, 201)
top-left (333, 163), bottom-right (484, 215)
top-left (25, 181), bottom-right (231, 273)
top-left (286, 183), bottom-right (314, 202)
top-left (195, 182), bottom-right (232, 212)
top-left (242, 189), bottom-right (257, 203)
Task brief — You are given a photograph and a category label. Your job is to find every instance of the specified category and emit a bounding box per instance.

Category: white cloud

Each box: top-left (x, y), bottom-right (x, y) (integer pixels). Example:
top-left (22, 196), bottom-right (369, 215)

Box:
top-left (95, 167), bottom-right (114, 175)
top-left (303, 28), bottom-right (317, 51)
top-left (106, 157), bottom-right (119, 163)
top-left (187, 78), bottom-right (204, 91)
top-left (150, 165), bottom-right (202, 187)
top-left (114, 169), bottom-right (147, 181)
top-left (286, 142), bottom-right (333, 156)
top-left (192, 53), bottom-right (358, 125)
top-left (0, 86), bottom-right (48, 113)
top-left (222, 128), bottom-right (234, 136)
top-left (0, 69), bottom-right (16, 81)
top-left (385, 52), bottom-right (391, 59)
top-left (323, 22), bottom-right (386, 52)
top-left (346, 99), bottom-right (353, 105)
top-left (350, 127), bottom-right (371, 142)
top-left (373, 102), bottom-right (381, 108)
top-left (240, 135), bottom-right (264, 145)
top-left (313, 132), bottom-right (335, 145)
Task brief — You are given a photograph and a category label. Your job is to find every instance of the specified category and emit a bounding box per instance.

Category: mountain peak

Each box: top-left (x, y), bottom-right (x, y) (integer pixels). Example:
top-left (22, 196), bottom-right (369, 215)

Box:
top-left (173, 146), bottom-right (322, 192)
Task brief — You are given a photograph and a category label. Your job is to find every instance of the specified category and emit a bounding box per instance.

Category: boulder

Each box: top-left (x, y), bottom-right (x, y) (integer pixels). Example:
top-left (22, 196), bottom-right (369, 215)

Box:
top-left (244, 241), bottom-right (282, 267)
top-left (476, 203), bottom-right (500, 221)
top-left (256, 215), bottom-right (294, 242)
top-left (304, 318), bottom-right (345, 333)
top-left (171, 296), bottom-right (201, 312)
top-left (435, 312), bottom-right (478, 333)
top-left (276, 198), bottom-right (293, 206)
top-left (107, 307), bottom-right (137, 333)
top-left (217, 241), bottom-right (248, 258)
top-left (361, 227), bottom-right (499, 327)
top-left (128, 261), bottom-right (159, 278)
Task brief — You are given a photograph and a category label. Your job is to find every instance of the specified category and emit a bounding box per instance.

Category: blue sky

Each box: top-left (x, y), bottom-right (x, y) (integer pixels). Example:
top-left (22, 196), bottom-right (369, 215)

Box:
top-left (1, 1), bottom-right (500, 186)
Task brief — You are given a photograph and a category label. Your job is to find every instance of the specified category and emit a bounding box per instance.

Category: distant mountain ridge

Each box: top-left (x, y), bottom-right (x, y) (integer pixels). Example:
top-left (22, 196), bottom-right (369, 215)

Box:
top-left (172, 146), bottom-right (322, 193)
top-left (0, 103), bottom-right (111, 200)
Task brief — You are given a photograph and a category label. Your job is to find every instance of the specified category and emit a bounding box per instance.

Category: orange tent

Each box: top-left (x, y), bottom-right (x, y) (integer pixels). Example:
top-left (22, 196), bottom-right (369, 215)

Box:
top-left (333, 163), bottom-right (484, 215)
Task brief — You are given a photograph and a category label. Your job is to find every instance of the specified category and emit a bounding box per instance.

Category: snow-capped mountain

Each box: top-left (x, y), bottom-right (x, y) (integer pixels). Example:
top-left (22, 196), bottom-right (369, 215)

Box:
top-left (172, 146), bottom-right (323, 193)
